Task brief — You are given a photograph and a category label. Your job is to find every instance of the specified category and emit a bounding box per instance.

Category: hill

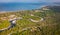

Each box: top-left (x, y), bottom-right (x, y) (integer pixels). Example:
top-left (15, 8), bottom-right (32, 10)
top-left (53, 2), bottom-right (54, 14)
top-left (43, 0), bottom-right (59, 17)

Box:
top-left (0, 5), bottom-right (60, 35)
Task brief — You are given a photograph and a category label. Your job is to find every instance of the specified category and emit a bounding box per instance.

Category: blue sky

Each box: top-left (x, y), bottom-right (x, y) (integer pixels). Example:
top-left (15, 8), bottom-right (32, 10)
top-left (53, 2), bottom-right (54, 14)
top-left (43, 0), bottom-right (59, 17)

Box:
top-left (0, 0), bottom-right (60, 3)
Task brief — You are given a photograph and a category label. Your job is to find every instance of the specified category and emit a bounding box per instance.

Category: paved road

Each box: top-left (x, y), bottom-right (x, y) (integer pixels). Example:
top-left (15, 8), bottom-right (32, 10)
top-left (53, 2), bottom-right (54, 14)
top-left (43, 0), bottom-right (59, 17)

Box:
top-left (30, 17), bottom-right (44, 23)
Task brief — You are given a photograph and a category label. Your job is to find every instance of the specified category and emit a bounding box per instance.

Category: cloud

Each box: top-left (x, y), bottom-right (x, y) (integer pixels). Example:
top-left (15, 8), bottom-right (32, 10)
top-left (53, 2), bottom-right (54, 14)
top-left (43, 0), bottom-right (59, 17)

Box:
top-left (0, 0), bottom-right (44, 3)
top-left (0, 0), bottom-right (60, 3)
top-left (0, 0), bottom-right (46, 3)
top-left (46, 0), bottom-right (60, 2)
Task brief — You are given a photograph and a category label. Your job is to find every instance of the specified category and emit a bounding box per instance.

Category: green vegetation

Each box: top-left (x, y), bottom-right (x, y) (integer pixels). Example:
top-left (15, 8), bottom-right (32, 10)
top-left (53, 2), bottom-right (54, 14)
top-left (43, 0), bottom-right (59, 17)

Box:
top-left (0, 6), bottom-right (60, 35)
top-left (0, 20), bottom-right (10, 29)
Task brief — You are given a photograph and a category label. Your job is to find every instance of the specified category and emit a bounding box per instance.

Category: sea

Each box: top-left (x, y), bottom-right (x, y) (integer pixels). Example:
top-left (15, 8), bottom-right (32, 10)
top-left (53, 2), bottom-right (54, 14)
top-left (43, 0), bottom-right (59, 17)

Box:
top-left (0, 3), bottom-right (51, 12)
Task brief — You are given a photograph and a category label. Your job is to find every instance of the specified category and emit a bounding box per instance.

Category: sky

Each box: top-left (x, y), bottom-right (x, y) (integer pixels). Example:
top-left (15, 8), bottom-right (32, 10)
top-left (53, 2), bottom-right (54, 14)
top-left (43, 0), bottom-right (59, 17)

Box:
top-left (0, 0), bottom-right (60, 3)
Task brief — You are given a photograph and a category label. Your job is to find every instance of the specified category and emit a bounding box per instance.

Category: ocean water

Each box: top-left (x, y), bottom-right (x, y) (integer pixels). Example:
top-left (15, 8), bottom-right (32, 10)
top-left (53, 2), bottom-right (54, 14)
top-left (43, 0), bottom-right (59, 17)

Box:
top-left (0, 3), bottom-right (49, 11)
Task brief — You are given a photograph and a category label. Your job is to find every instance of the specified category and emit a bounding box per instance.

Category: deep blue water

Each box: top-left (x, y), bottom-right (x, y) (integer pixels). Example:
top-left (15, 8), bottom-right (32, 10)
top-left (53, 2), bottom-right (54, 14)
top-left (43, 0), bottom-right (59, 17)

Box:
top-left (0, 3), bottom-right (49, 11)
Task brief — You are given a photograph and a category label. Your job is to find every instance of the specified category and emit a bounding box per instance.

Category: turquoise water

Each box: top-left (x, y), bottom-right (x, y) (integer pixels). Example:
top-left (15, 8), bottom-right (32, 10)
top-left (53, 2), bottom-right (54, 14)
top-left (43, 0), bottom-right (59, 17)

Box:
top-left (0, 3), bottom-right (48, 11)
